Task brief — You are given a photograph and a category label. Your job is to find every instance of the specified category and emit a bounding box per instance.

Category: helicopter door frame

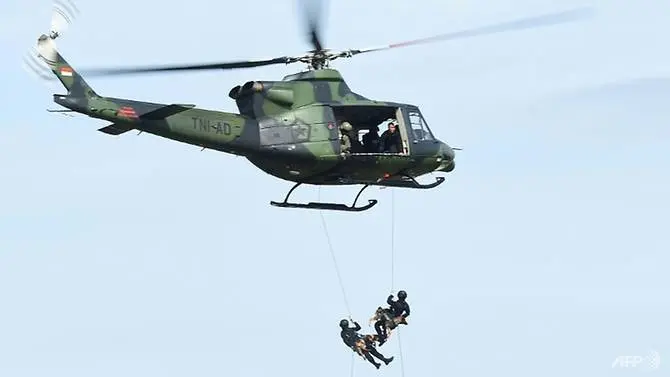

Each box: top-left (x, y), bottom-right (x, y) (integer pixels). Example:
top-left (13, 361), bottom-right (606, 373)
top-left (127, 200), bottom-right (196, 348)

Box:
top-left (394, 107), bottom-right (410, 155)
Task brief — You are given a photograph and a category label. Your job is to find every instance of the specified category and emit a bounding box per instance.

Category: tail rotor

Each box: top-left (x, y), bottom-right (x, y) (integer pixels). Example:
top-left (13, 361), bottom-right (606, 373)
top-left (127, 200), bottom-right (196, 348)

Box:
top-left (23, 0), bottom-right (80, 84)
top-left (50, 0), bottom-right (80, 39)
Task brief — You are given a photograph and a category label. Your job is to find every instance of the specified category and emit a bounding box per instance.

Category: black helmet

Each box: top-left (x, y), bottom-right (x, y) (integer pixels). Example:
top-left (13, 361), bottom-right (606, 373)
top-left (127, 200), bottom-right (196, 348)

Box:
top-left (398, 290), bottom-right (407, 299)
top-left (340, 319), bottom-right (349, 328)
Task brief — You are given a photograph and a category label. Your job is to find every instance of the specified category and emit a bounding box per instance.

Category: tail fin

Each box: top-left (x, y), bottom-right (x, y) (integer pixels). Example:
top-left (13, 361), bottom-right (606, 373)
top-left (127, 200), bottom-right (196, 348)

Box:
top-left (36, 34), bottom-right (98, 99)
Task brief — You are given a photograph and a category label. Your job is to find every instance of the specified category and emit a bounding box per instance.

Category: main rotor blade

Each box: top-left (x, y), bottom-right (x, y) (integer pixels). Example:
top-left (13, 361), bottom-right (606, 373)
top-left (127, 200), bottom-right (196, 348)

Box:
top-left (298, 0), bottom-right (327, 52)
top-left (79, 56), bottom-right (294, 76)
top-left (348, 7), bottom-right (594, 56)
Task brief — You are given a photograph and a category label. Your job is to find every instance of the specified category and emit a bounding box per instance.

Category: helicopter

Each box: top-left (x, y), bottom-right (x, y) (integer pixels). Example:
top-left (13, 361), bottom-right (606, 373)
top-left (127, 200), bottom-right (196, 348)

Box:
top-left (28, 0), bottom-right (593, 212)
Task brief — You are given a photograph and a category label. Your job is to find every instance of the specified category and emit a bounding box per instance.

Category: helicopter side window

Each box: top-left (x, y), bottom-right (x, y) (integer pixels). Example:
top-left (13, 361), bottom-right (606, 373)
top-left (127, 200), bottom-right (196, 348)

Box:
top-left (408, 112), bottom-right (434, 142)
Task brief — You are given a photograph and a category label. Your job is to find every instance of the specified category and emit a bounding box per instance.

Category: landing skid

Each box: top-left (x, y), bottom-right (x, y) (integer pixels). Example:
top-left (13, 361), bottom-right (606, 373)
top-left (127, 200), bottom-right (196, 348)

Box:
top-left (270, 182), bottom-right (378, 212)
top-left (375, 175), bottom-right (445, 189)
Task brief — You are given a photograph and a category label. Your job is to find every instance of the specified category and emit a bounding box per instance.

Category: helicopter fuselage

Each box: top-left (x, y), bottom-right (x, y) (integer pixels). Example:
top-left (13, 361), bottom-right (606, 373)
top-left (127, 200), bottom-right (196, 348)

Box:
top-left (47, 55), bottom-right (454, 188)
top-left (70, 95), bottom-right (456, 186)
top-left (223, 68), bottom-right (456, 185)
top-left (242, 101), bottom-right (455, 185)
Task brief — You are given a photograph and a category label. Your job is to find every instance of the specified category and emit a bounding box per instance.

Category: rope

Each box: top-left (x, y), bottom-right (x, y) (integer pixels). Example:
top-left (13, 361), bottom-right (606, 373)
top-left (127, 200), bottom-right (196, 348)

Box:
top-left (390, 188), bottom-right (395, 292)
top-left (397, 328), bottom-right (406, 377)
top-left (318, 189), bottom-right (352, 317)
top-left (317, 188), bottom-right (355, 377)
top-left (316, 187), bottom-right (406, 377)
top-left (389, 188), bottom-right (406, 377)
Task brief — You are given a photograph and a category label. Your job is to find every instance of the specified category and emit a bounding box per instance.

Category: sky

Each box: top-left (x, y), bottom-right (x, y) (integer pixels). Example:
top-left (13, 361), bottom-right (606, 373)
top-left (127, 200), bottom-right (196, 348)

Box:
top-left (0, 0), bottom-right (668, 376)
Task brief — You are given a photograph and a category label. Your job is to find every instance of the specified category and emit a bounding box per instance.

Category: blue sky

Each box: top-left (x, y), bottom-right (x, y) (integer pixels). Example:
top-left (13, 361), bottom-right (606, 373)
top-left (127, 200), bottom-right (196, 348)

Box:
top-left (1, 0), bottom-right (668, 376)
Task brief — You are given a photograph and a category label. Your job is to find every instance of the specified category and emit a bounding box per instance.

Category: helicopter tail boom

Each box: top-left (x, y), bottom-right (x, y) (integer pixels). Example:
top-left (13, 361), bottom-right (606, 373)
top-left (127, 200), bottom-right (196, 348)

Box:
top-left (32, 34), bottom-right (202, 132)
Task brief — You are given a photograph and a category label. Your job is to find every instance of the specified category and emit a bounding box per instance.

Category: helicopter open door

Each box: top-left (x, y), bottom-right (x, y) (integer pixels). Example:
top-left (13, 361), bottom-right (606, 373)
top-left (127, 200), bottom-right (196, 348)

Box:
top-left (331, 104), bottom-right (409, 155)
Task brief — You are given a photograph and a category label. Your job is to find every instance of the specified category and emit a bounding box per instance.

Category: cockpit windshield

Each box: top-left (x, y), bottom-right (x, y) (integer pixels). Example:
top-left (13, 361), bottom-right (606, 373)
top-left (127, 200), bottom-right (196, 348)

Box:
top-left (407, 109), bottom-right (434, 142)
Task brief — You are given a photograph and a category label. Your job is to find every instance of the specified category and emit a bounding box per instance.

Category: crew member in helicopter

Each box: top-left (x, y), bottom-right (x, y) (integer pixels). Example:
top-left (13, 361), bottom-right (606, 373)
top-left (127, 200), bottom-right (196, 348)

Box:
top-left (339, 121), bottom-right (353, 154)
top-left (362, 125), bottom-right (380, 152)
top-left (339, 121), bottom-right (363, 154)
top-left (339, 318), bottom-right (394, 369)
top-left (379, 121), bottom-right (402, 153)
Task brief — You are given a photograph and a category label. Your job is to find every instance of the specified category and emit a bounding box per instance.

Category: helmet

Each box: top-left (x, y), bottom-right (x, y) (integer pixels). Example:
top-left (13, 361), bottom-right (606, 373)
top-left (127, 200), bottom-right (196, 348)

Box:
top-left (340, 121), bottom-right (352, 131)
top-left (340, 319), bottom-right (349, 328)
top-left (397, 290), bottom-right (407, 299)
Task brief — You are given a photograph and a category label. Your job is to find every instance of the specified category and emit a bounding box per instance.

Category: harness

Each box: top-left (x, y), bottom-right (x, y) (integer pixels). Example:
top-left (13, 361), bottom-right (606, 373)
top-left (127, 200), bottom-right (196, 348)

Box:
top-left (371, 306), bottom-right (408, 333)
top-left (352, 334), bottom-right (378, 357)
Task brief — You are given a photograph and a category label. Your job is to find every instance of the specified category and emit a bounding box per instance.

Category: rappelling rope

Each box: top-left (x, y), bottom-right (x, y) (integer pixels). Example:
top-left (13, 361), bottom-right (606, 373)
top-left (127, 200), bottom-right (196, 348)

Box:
top-left (390, 187), bottom-right (395, 292)
top-left (389, 188), bottom-right (406, 377)
top-left (397, 329), bottom-right (406, 377)
top-left (318, 188), bottom-right (352, 316)
top-left (317, 188), bottom-right (355, 377)
top-left (316, 187), bottom-right (405, 377)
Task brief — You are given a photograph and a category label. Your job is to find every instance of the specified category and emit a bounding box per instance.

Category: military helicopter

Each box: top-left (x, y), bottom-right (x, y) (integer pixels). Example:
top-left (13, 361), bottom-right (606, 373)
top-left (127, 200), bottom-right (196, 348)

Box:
top-left (28, 0), bottom-right (592, 212)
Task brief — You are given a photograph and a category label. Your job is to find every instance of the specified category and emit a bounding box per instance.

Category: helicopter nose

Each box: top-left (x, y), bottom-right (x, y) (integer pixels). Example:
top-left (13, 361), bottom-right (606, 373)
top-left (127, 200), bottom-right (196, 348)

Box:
top-left (435, 141), bottom-right (455, 172)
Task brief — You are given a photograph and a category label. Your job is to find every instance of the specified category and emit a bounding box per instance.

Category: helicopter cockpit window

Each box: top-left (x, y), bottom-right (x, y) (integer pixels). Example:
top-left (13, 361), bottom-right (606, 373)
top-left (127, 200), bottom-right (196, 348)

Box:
top-left (408, 111), bottom-right (434, 142)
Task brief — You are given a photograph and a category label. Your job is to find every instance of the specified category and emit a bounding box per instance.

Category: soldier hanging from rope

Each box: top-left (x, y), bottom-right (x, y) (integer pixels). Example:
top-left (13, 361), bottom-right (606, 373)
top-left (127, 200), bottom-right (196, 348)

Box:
top-left (371, 290), bottom-right (410, 345)
top-left (339, 319), bottom-right (394, 369)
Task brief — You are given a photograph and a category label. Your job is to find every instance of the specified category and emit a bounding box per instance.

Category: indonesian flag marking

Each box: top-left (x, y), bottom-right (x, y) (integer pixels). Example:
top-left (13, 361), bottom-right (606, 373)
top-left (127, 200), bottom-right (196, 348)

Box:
top-left (117, 106), bottom-right (138, 119)
top-left (60, 66), bottom-right (73, 77)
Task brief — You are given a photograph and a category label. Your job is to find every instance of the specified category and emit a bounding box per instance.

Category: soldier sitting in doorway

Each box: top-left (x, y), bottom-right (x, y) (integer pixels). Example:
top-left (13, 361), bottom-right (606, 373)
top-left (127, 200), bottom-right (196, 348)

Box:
top-left (340, 121), bottom-right (352, 154)
top-left (379, 120), bottom-right (402, 153)
top-left (339, 121), bottom-right (363, 154)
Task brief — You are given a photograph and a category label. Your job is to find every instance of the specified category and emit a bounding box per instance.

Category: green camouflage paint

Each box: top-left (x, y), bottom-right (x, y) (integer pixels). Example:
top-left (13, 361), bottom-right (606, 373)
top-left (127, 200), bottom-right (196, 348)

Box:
top-left (36, 34), bottom-right (455, 189)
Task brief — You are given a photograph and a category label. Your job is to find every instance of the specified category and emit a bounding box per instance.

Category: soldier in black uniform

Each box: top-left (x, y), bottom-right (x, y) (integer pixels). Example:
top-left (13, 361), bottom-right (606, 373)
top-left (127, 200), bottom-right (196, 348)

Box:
top-left (339, 319), bottom-right (394, 369)
top-left (379, 121), bottom-right (402, 153)
top-left (387, 290), bottom-right (410, 320)
top-left (373, 290), bottom-right (410, 345)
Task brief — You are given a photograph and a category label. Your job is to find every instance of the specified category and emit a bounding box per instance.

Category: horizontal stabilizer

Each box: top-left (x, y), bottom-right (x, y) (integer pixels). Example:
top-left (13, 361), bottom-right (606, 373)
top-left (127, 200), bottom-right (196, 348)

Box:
top-left (98, 123), bottom-right (134, 135)
top-left (140, 104), bottom-right (195, 120)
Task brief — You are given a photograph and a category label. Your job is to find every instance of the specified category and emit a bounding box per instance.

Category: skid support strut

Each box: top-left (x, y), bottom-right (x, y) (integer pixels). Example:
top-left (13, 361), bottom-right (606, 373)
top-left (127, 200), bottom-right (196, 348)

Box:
top-left (270, 183), bottom-right (378, 212)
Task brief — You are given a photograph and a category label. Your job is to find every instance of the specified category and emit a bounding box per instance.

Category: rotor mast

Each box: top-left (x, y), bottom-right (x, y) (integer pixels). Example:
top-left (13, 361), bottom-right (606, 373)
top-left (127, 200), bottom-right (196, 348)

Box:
top-left (297, 49), bottom-right (355, 71)
top-left (303, 50), bottom-right (330, 70)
